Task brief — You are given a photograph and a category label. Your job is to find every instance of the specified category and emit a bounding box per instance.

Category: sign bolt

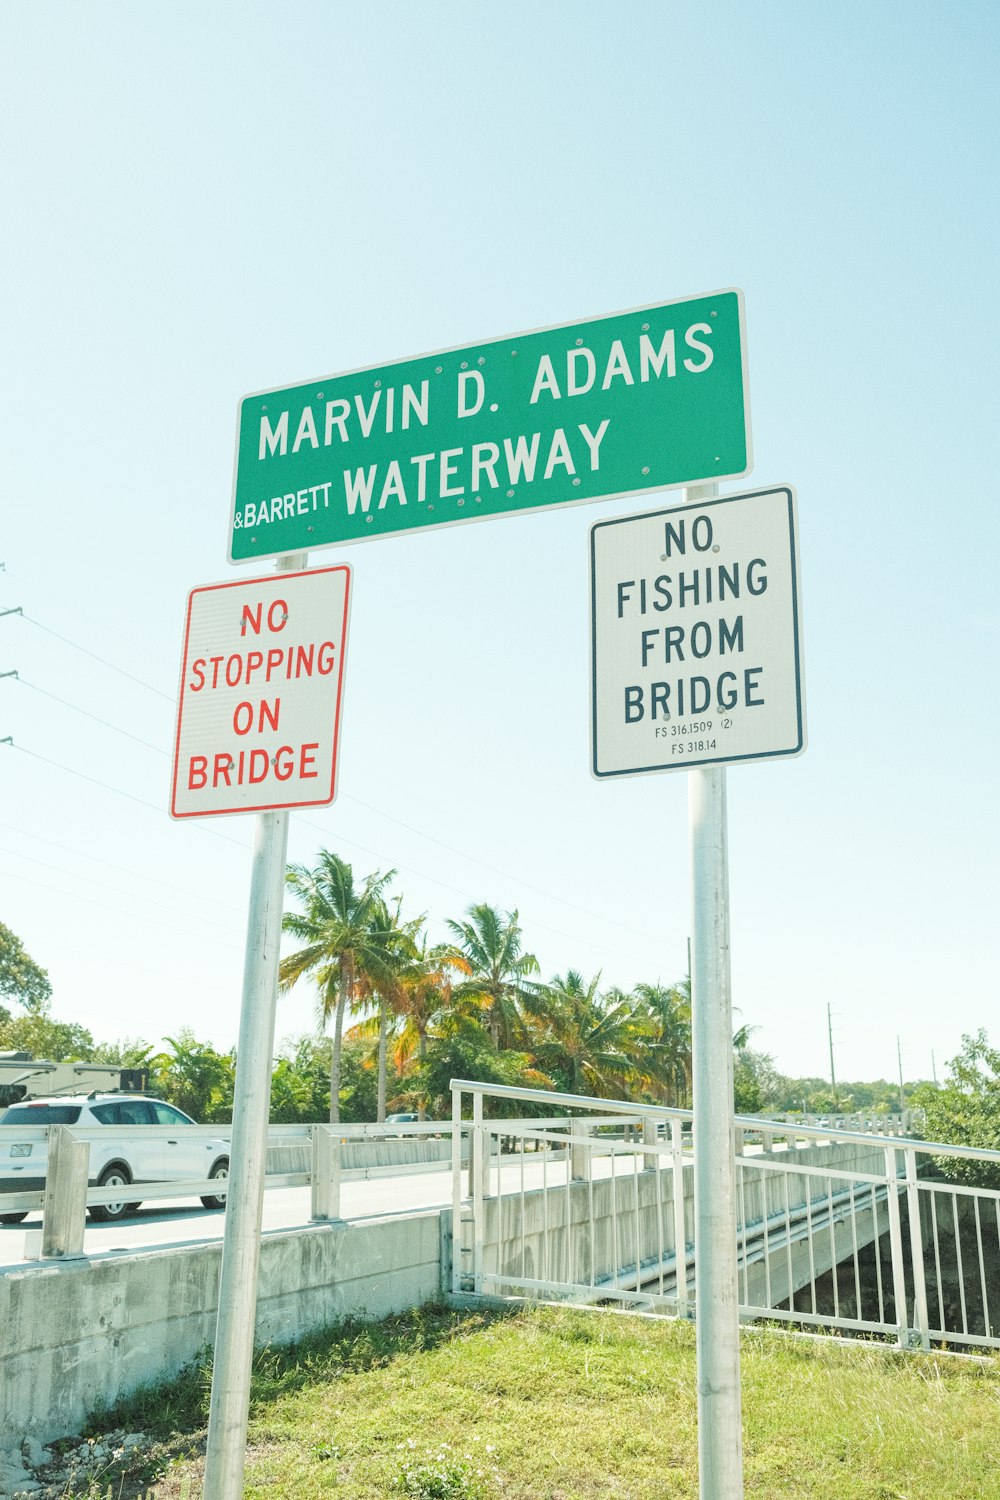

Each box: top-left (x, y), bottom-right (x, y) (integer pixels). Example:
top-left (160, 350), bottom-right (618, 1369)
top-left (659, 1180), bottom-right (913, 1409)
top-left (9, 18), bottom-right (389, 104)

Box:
top-left (460, 361), bottom-right (468, 370)
top-left (642, 466), bottom-right (650, 475)
top-left (506, 489), bottom-right (514, 498)
top-left (374, 379), bottom-right (381, 388)
top-left (575, 338), bottom-right (583, 346)
top-left (712, 544), bottom-right (720, 553)
top-left (477, 356), bottom-right (485, 365)
top-left (573, 478), bottom-right (581, 486)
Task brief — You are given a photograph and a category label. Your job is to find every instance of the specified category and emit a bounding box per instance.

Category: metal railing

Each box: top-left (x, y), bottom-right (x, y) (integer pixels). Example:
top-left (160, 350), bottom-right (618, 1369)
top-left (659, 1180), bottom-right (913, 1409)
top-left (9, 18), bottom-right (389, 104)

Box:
top-left (0, 1118), bottom-right (470, 1260)
top-left (450, 1080), bottom-right (1000, 1354)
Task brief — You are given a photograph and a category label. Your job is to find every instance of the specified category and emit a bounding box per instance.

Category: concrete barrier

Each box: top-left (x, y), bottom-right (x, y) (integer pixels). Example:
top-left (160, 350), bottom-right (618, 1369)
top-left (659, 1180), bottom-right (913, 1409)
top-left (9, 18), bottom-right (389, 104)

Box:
top-left (0, 1211), bottom-right (443, 1446)
top-left (266, 1135), bottom-right (457, 1176)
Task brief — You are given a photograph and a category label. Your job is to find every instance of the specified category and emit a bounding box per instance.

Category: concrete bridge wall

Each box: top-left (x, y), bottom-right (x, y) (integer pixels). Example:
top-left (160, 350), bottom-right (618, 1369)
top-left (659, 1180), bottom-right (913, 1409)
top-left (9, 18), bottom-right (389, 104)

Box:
top-left (0, 1212), bottom-right (442, 1446)
top-left (473, 1143), bottom-right (890, 1300)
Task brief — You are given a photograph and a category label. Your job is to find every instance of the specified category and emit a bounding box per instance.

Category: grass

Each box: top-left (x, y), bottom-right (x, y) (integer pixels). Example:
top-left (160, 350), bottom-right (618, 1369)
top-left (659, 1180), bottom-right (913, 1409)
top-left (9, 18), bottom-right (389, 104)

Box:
top-left (70, 1302), bottom-right (1000, 1499)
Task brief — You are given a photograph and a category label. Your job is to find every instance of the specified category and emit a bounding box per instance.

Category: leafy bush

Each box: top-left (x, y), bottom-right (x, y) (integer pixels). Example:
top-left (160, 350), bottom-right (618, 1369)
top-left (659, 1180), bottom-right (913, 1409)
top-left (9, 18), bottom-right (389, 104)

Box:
top-left (913, 1031), bottom-right (1000, 1189)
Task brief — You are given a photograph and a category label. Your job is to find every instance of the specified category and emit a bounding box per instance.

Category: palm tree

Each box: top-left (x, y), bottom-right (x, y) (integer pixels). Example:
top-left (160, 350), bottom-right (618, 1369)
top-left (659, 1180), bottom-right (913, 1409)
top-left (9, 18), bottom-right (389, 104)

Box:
top-left (632, 979), bottom-right (692, 1106)
top-left (347, 897), bottom-right (421, 1122)
top-left (447, 903), bottom-right (539, 1050)
top-left (525, 970), bottom-right (641, 1098)
top-left (391, 936), bottom-right (472, 1117)
top-left (279, 851), bottom-right (402, 1124)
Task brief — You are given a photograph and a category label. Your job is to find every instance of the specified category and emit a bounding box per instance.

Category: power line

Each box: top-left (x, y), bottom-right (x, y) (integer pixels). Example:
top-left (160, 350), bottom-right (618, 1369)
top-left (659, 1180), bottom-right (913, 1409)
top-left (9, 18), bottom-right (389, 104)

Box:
top-left (8, 642), bottom-right (664, 956)
top-left (1, 563), bottom-right (177, 672)
top-left (0, 845), bottom-right (239, 932)
top-left (341, 789), bottom-right (657, 943)
top-left (3, 593), bottom-right (674, 971)
top-left (1, 739), bottom-right (250, 851)
top-left (294, 814), bottom-right (664, 972)
top-left (14, 676), bottom-right (169, 755)
top-left (0, 818), bottom-right (244, 914)
top-left (0, 864), bottom-right (244, 948)
top-left (12, 609), bottom-right (174, 701)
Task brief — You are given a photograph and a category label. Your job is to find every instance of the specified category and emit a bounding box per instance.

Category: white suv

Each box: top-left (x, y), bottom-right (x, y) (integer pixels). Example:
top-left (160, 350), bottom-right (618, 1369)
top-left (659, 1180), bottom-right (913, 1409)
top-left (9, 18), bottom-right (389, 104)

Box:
top-left (0, 1094), bottom-right (230, 1223)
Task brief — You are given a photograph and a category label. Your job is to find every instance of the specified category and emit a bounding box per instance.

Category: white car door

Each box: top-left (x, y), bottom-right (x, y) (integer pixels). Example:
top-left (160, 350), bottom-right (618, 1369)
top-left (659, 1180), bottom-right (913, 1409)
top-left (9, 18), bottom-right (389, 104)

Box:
top-left (150, 1100), bottom-right (213, 1183)
top-left (92, 1099), bottom-right (164, 1184)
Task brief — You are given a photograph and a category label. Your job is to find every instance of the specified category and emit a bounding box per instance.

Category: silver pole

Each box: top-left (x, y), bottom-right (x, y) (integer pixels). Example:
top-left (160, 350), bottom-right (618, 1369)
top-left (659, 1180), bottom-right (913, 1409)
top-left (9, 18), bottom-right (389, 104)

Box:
top-left (687, 480), bottom-right (744, 1500)
top-left (203, 552), bottom-right (306, 1500)
top-left (827, 1002), bottom-right (837, 1105)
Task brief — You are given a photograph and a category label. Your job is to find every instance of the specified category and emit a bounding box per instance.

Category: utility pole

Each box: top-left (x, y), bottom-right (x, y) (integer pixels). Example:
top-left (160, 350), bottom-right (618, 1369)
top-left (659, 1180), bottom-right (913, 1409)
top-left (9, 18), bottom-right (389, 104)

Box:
top-left (827, 1003), bottom-right (837, 1105)
top-left (897, 1036), bottom-right (906, 1118)
top-left (931, 1050), bottom-right (938, 1086)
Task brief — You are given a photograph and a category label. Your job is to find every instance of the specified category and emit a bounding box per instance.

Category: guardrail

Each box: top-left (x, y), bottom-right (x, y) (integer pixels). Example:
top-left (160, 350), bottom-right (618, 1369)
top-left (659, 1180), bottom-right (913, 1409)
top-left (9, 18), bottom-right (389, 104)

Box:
top-left (449, 1079), bottom-right (1000, 1354)
top-left (0, 1119), bottom-right (474, 1260)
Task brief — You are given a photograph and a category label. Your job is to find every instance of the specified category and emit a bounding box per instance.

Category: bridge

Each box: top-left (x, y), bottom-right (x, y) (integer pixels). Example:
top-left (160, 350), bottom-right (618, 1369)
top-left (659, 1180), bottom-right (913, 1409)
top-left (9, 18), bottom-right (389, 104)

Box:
top-left (2, 1089), bottom-right (998, 1447)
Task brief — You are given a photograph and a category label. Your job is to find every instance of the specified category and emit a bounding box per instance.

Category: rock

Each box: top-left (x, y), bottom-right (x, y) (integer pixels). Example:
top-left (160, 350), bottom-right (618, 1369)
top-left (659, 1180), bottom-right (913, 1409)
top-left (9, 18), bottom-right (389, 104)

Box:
top-left (0, 1459), bottom-right (30, 1489)
top-left (20, 1440), bottom-right (49, 1470)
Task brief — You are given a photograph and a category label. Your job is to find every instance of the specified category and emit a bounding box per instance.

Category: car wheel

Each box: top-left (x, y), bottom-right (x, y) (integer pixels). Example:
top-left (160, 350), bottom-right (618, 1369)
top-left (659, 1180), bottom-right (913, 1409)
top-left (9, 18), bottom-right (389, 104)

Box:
top-left (89, 1164), bottom-right (134, 1222)
top-left (0, 1211), bottom-right (29, 1224)
top-left (201, 1157), bottom-right (229, 1209)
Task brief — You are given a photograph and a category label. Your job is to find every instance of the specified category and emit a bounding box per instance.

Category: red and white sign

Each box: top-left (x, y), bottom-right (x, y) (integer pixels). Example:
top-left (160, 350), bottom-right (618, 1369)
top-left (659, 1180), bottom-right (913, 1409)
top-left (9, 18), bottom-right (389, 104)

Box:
top-left (170, 566), bottom-right (351, 818)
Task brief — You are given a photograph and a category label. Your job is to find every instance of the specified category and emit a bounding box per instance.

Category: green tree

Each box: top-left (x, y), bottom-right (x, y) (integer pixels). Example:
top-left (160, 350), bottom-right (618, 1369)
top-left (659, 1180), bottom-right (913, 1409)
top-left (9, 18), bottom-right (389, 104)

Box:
top-left (525, 970), bottom-right (640, 1099)
top-left (913, 1031), bottom-right (1000, 1190)
top-left (0, 922), bottom-right (52, 1012)
top-left (280, 851), bottom-right (402, 1124)
top-left (414, 1014), bottom-right (551, 1120)
top-left (149, 1030), bottom-right (235, 1122)
top-left (0, 1009), bottom-right (95, 1063)
top-left (731, 1046), bottom-right (784, 1114)
top-left (268, 1035), bottom-right (333, 1123)
top-left (631, 980), bottom-right (692, 1106)
top-left (90, 1037), bottom-right (154, 1068)
top-left (447, 903), bottom-right (539, 1050)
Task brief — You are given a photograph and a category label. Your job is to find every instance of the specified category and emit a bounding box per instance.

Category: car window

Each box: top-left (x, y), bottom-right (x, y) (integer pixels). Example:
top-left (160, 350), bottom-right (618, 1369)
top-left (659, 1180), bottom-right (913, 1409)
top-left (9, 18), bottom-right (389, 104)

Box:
top-left (116, 1099), bottom-right (156, 1125)
top-left (90, 1103), bottom-right (122, 1125)
top-left (150, 1101), bottom-right (193, 1126)
top-left (1, 1104), bottom-right (82, 1125)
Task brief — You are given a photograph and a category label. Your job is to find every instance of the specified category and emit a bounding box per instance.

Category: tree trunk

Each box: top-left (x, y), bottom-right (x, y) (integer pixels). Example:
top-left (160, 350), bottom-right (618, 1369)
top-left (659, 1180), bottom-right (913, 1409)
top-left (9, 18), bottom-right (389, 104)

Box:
top-left (330, 969), bottom-right (349, 1125)
top-left (417, 1025), bottom-right (427, 1120)
top-left (376, 1000), bottom-right (388, 1123)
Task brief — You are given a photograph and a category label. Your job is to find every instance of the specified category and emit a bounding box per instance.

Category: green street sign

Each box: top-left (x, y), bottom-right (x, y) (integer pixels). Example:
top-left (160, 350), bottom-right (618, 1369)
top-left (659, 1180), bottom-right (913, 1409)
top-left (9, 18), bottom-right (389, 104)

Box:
top-left (229, 289), bottom-right (751, 563)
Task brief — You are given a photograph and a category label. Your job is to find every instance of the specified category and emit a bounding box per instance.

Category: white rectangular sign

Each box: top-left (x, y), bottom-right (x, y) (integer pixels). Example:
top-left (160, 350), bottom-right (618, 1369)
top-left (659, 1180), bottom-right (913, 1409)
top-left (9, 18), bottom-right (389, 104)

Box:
top-left (590, 486), bottom-right (804, 777)
top-left (170, 565), bottom-right (351, 818)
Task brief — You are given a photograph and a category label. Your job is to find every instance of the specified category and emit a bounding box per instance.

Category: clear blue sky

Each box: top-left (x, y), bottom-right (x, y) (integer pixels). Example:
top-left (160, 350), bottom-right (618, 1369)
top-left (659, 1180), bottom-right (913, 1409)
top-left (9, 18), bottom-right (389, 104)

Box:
top-left (1, 1), bottom-right (997, 1085)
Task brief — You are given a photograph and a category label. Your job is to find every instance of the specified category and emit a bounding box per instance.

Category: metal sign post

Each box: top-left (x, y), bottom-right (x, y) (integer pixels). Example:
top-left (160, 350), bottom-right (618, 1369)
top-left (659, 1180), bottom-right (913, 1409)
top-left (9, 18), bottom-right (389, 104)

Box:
top-left (201, 803), bottom-right (291, 1499)
top-left (199, 553), bottom-right (305, 1500)
top-left (684, 491), bottom-right (744, 1494)
top-left (587, 465), bottom-right (807, 1500)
